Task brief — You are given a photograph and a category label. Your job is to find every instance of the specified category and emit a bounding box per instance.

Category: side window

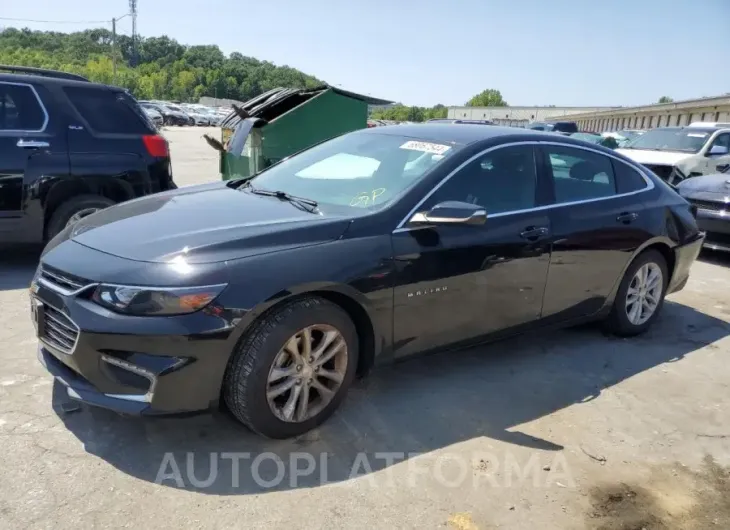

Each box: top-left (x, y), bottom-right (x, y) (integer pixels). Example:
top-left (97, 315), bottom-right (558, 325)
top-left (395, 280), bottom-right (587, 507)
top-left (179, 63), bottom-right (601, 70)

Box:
top-left (0, 83), bottom-right (46, 131)
top-left (612, 160), bottom-right (648, 193)
top-left (63, 86), bottom-right (151, 134)
top-left (425, 145), bottom-right (537, 215)
top-left (544, 145), bottom-right (616, 203)
top-left (710, 133), bottom-right (730, 152)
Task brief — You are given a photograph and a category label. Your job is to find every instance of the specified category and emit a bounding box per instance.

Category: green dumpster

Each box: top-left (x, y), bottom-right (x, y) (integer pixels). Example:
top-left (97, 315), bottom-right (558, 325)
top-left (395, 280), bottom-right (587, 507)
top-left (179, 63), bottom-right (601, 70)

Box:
top-left (207, 85), bottom-right (392, 180)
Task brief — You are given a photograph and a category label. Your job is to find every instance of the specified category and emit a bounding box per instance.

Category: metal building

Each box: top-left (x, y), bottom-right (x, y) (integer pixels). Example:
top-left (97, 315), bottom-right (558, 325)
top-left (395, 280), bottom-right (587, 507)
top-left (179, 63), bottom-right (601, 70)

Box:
top-left (447, 105), bottom-right (617, 127)
top-left (544, 95), bottom-right (730, 132)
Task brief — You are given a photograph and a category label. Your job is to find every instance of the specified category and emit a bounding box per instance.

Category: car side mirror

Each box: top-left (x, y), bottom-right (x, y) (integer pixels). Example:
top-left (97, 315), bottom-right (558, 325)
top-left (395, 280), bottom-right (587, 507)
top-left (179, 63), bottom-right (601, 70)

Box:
top-left (707, 145), bottom-right (729, 156)
top-left (409, 201), bottom-right (487, 226)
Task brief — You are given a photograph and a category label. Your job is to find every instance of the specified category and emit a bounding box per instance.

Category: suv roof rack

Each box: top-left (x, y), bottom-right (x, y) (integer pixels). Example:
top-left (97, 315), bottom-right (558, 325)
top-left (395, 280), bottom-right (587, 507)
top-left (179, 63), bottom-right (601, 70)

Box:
top-left (0, 64), bottom-right (89, 82)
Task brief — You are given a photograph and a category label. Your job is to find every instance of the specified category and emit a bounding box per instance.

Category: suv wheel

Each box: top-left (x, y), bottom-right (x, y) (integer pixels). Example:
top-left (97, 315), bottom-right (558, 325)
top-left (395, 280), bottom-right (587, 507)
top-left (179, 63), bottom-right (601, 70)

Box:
top-left (46, 195), bottom-right (115, 240)
top-left (223, 296), bottom-right (358, 439)
top-left (604, 249), bottom-right (668, 337)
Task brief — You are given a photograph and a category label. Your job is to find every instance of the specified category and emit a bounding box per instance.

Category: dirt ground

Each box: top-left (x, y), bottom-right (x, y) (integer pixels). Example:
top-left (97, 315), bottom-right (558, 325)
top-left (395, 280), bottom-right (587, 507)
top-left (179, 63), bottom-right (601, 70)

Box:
top-left (1, 127), bottom-right (729, 529)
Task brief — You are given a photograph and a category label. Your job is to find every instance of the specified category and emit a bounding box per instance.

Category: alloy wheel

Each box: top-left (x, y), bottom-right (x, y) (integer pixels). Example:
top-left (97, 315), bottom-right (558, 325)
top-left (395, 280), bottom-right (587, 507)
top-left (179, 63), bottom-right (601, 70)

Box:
top-left (625, 262), bottom-right (663, 326)
top-left (66, 208), bottom-right (100, 227)
top-left (266, 324), bottom-right (348, 423)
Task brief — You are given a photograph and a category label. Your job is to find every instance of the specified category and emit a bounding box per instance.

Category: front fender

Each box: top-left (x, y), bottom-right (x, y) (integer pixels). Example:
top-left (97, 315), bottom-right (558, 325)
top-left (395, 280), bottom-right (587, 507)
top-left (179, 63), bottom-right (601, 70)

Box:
top-left (217, 236), bottom-right (395, 363)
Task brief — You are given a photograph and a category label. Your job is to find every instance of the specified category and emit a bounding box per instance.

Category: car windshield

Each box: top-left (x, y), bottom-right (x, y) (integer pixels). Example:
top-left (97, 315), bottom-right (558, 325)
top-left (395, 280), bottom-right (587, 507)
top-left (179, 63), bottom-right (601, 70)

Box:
top-left (167, 104), bottom-right (183, 112)
top-left (247, 131), bottom-right (459, 210)
top-left (626, 128), bottom-right (712, 153)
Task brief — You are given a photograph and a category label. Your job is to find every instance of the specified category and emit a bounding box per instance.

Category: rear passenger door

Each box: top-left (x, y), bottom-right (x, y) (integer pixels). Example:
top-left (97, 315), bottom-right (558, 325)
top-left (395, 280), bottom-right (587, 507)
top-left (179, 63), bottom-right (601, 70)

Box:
top-left (62, 86), bottom-right (163, 195)
top-left (538, 143), bottom-right (652, 323)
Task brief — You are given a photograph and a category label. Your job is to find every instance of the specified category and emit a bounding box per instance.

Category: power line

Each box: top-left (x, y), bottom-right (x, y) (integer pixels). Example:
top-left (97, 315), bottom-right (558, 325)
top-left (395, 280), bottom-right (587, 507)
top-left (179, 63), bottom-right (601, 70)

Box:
top-left (0, 16), bottom-right (111, 25)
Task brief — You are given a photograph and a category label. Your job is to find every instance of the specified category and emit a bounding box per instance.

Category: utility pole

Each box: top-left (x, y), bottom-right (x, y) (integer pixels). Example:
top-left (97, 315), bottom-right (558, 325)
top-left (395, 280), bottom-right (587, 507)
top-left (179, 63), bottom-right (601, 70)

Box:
top-left (112, 17), bottom-right (117, 83)
top-left (129, 0), bottom-right (138, 67)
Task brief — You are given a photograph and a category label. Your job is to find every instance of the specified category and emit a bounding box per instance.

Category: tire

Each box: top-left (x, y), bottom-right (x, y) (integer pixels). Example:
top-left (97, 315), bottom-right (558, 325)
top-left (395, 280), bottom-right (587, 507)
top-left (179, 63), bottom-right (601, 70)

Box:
top-left (223, 296), bottom-right (359, 439)
top-left (603, 249), bottom-right (668, 337)
top-left (46, 195), bottom-right (115, 240)
top-left (162, 116), bottom-right (171, 126)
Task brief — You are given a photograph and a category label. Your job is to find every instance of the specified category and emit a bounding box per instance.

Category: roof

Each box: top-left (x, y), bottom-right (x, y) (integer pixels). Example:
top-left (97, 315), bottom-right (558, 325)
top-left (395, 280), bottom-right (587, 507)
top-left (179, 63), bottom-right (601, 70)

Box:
top-left (0, 72), bottom-right (118, 90)
top-left (360, 123), bottom-right (572, 145)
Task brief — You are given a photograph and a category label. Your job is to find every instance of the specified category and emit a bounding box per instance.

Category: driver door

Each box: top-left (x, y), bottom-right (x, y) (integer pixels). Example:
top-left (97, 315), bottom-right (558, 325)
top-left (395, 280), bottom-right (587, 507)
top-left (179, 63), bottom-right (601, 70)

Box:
top-left (704, 132), bottom-right (730, 174)
top-left (391, 144), bottom-right (552, 358)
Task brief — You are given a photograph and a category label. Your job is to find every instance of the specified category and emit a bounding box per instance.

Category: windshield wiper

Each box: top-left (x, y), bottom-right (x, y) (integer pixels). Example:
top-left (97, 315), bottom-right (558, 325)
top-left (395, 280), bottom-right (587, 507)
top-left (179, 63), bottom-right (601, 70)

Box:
top-left (244, 183), bottom-right (319, 213)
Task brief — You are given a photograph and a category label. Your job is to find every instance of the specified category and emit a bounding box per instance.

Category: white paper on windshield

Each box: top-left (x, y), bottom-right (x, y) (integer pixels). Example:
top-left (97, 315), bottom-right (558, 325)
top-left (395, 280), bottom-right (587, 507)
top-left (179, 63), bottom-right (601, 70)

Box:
top-left (400, 140), bottom-right (451, 155)
top-left (687, 133), bottom-right (709, 138)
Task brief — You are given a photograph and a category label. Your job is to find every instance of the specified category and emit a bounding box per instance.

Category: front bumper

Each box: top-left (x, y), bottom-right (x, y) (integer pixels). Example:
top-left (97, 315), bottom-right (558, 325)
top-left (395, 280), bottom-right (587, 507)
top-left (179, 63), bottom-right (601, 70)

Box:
top-left (667, 231), bottom-right (705, 295)
top-left (31, 252), bottom-right (237, 416)
top-left (695, 210), bottom-right (730, 252)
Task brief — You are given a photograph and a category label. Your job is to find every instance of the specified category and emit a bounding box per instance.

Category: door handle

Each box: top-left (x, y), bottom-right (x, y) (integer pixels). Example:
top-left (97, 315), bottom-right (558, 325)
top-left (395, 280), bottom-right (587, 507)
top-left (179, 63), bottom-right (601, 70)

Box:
top-left (16, 139), bottom-right (49, 149)
top-left (617, 212), bottom-right (639, 224)
top-left (717, 163), bottom-right (730, 173)
top-left (519, 226), bottom-right (549, 240)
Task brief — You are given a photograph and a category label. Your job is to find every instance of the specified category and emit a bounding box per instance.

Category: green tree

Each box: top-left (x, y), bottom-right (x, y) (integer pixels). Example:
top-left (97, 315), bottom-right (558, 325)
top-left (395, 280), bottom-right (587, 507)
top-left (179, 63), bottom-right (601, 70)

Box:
top-left (465, 89), bottom-right (508, 107)
top-left (657, 96), bottom-right (674, 104)
top-left (0, 26), bottom-right (324, 103)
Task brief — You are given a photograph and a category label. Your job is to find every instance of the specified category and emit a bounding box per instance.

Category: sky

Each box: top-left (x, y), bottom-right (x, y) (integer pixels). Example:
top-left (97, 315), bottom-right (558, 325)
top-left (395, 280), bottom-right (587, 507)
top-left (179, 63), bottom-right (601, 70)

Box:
top-left (2, 0), bottom-right (729, 108)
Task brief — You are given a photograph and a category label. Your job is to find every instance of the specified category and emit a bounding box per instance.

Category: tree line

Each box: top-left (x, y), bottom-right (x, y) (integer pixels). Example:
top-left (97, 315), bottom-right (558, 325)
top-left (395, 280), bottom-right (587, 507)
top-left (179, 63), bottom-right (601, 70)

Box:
top-left (371, 88), bottom-right (508, 122)
top-left (0, 27), bottom-right (510, 121)
top-left (0, 27), bottom-right (323, 102)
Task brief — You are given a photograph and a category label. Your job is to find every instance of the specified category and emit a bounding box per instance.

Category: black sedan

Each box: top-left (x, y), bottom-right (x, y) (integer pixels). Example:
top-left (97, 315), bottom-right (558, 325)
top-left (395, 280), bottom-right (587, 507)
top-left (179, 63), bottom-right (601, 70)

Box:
top-left (32, 124), bottom-right (705, 438)
top-left (676, 171), bottom-right (730, 252)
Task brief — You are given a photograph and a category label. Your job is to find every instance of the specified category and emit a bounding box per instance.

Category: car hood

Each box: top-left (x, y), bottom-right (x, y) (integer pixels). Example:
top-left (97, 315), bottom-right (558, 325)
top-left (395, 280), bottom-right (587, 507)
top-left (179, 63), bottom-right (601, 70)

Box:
top-left (615, 148), bottom-right (693, 166)
top-left (677, 173), bottom-right (730, 195)
top-left (69, 182), bottom-right (352, 264)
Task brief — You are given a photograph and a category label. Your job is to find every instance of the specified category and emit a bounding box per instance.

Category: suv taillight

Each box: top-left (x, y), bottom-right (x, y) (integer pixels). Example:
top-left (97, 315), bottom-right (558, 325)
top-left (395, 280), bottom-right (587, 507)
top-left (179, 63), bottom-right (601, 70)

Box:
top-left (143, 135), bottom-right (169, 157)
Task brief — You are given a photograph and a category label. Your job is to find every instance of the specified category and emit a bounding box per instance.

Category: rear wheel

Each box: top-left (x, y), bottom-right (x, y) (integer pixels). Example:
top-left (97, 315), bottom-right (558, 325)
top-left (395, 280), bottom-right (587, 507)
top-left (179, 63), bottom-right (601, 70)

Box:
top-left (603, 249), bottom-right (668, 336)
top-left (223, 296), bottom-right (358, 438)
top-left (46, 195), bottom-right (114, 240)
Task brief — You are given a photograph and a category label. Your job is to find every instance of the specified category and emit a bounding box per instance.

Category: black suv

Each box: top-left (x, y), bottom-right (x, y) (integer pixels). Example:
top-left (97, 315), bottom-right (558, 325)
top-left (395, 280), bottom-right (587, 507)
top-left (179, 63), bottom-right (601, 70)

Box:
top-left (0, 65), bottom-right (176, 244)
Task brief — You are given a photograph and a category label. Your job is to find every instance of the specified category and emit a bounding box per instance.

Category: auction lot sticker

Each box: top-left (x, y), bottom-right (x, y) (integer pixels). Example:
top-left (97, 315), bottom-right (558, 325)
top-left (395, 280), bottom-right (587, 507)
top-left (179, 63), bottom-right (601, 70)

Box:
top-left (400, 140), bottom-right (452, 155)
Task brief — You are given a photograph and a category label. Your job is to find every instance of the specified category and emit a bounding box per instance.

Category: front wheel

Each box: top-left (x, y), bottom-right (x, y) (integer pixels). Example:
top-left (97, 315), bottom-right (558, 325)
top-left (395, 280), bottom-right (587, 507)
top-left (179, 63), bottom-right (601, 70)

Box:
top-left (603, 249), bottom-right (668, 336)
top-left (223, 297), bottom-right (358, 438)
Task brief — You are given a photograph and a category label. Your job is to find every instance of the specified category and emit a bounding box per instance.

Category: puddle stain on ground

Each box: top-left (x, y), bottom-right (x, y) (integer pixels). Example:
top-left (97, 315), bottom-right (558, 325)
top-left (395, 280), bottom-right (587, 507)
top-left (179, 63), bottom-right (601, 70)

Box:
top-left (447, 512), bottom-right (480, 530)
top-left (587, 455), bottom-right (730, 529)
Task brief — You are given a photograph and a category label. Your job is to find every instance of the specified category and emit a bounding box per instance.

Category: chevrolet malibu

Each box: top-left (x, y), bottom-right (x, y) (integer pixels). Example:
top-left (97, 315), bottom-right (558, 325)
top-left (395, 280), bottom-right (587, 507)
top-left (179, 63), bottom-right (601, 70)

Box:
top-left (32, 124), bottom-right (705, 438)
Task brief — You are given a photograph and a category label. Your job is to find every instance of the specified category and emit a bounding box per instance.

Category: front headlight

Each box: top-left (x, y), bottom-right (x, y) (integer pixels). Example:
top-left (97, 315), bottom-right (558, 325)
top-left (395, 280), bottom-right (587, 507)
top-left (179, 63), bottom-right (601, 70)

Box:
top-left (91, 283), bottom-right (227, 316)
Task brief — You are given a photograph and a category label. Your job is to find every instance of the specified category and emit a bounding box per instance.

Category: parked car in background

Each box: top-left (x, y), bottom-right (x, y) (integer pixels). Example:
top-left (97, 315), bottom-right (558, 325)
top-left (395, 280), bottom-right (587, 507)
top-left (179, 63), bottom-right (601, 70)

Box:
top-left (602, 129), bottom-right (645, 147)
top-left (676, 169), bottom-right (730, 252)
top-left (181, 104), bottom-right (212, 126)
top-left (142, 106), bottom-right (163, 128)
top-left (551, 121), bottom-right (579, 134)
top-left (616, 126), bottom-right (730, 184)
top-left (427, 119), bottom-right (494, 125)
top-left (165, 103), bottom-right (194, 125)
top-left (139, 101), bottom-right (188, 126)
top-left (570, 132), bottom-right (619, 149)
top-left (527, 121), bottom-right (553, 131)
top-left (689, 121), bottom-right (730, 129)
top-left (33, 124), bottom-right (703, 438)
top-left (0, 65), bottom-right (175, 244)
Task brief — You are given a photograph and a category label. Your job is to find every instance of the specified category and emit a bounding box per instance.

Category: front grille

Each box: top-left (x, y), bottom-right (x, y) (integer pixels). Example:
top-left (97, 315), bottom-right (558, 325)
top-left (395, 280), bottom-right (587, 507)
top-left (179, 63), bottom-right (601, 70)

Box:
top-left (41, 305), bottom-right (80, 354)
top-left (39, 265), bottom-right (92, 294)
top-left (688, 199), bottom-right (729, 213)
top-left (644, 164), bottom-right (674, 181)
top-left (706, 232), bottom-right (730, 246)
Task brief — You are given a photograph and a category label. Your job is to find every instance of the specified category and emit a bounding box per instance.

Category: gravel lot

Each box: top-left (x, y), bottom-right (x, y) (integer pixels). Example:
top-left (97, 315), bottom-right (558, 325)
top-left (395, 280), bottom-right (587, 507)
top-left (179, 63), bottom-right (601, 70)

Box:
top-left (1, 127), bottom-right (729, 529)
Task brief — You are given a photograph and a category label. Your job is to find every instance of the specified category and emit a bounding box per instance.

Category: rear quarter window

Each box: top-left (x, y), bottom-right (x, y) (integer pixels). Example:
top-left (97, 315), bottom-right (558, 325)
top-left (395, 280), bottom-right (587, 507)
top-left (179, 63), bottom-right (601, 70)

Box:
top-left (612, 159), bottom-right (648, 193)
top-left (63, 86), bottom-right (153, 134)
